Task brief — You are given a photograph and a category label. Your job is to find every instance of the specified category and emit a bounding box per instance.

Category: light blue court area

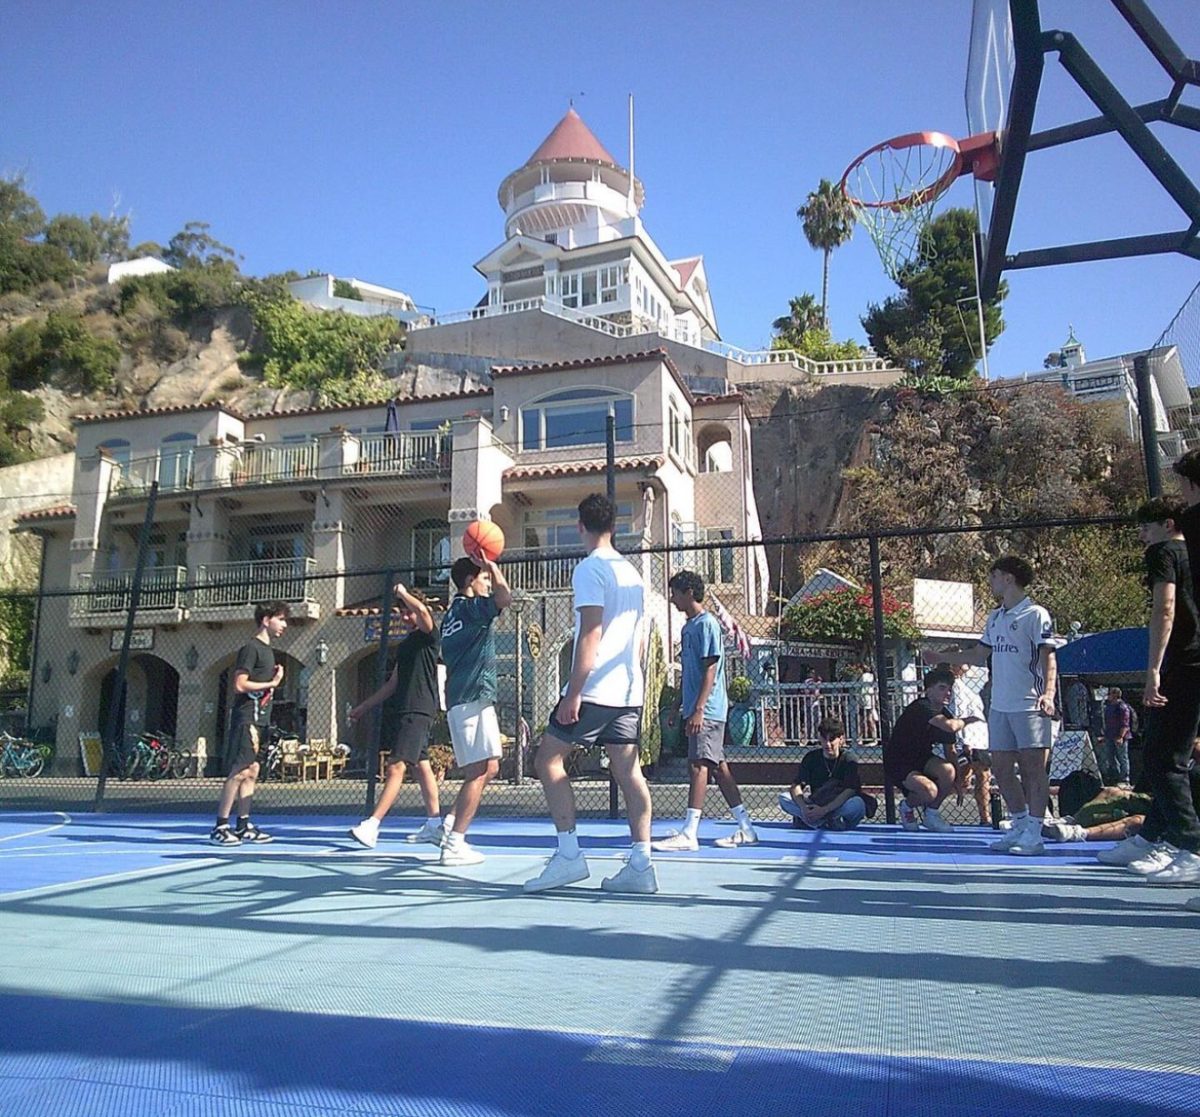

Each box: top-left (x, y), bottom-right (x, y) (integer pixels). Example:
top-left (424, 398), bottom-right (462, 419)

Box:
top-left (0, 813), bottom-right (1198, 1117)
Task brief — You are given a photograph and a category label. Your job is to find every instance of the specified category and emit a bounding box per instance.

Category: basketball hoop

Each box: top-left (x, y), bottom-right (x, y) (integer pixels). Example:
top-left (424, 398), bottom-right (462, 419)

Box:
top-left (840, 130), bottom-right (998, 282)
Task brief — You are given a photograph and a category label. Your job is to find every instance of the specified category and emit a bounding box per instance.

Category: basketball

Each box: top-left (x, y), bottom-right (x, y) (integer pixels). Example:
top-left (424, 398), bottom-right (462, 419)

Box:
top-left (463, 520), bottom-right (504, 563)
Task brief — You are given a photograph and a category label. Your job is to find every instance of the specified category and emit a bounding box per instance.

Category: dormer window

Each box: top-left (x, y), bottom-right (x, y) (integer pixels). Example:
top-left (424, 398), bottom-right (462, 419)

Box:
top-left (520, 388), bottom-right (634, 452)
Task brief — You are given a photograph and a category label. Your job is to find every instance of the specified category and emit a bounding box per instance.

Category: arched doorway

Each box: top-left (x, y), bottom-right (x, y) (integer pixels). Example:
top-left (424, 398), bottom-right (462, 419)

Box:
top-left (98, 654), bottom-right (180, 741)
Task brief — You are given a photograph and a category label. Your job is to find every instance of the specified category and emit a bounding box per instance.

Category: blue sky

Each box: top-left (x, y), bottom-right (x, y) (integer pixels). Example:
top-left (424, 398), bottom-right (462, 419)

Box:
top-left (3, 0), bottom-right (1198, 377)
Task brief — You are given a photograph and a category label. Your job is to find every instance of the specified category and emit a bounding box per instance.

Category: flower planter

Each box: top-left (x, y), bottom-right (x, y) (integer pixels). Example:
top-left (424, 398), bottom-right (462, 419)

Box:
top-left (727, 703), bottom-right (756, 750)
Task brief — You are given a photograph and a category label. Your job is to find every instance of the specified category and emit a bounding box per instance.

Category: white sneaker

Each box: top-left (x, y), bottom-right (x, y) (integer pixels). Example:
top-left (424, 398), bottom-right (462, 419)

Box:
top-left (922, 808), bottom-right (954, 834)
top-left (898, 801), bottom-right (920, 831)
top-left (440, 841), bottom-right (485, 867)
top-left (405, 821), bottom-right (446, 846)
top-left (714, 827), bottom-right (759, 848)
top-left (1184, 895), bottom-right (1200, 912)
top-left (1008, 817), bottom-right (1045, 856)
top-left (523, 852), bottom-right (590, 893)
top-left (653, 830), bottom-right (699, 852)
top-left (601, 861), bottom-right (660, 894)
top-left (1096, 833), bottom-right (1151, 866)
top-left (1143, 849), bottom-right (1200, 885)
top-left (1045, 820), bottom-right (1088, 843)
top-left (1127, 843), bottom-right (1178, 875)
top-left (989, 817), bottom-right (1030, 852)
top-left (348, 817), bottom-right (380, 849)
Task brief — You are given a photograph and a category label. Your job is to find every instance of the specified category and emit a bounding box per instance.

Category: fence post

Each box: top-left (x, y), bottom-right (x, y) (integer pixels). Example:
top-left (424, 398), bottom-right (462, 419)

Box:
top-left (364, 571), bottom-right (395, 813)
top-left (95, 481), bottom-right (160, 809)
top-left (1133, 352), bottom-right (1162, 497)
top-left (868, 534), bottom-right (897, 825)
top-left (513, 605), bottom-right (525, 785)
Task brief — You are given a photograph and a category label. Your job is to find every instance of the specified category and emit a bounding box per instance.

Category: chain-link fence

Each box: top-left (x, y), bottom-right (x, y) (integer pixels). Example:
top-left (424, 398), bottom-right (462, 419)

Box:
top-left (0, 511), bottom-right (1151, 829)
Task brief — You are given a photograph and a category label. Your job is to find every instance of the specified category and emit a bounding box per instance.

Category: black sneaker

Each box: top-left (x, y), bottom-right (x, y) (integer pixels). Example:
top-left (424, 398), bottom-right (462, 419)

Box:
top-left (209, 825), bottom-right (242, 846)
top-left (236, 823), bottom-right (273, 844)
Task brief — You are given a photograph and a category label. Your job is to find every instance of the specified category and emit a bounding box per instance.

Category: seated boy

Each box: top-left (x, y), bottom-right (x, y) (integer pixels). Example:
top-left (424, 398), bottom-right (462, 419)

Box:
top-left (778, 717), bottom-right (871, 830)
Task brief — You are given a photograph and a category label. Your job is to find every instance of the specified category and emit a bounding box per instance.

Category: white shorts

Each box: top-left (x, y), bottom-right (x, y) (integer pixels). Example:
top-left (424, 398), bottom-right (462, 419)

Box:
top-left (447, 700), bottom-right (502, 767)
top-left (988, 709), bottom-right (1055, 751)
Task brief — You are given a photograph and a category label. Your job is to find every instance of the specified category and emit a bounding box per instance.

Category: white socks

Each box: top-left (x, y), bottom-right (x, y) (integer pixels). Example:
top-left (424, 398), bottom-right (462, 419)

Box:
top-left (731, 803), bottom-right (751, 829)
top-left (683, 808), bottom-right (702, 838)
top-left (557, 828), bottom-right (581, 859)
top-left (629, 841), bottom-right (652, 871)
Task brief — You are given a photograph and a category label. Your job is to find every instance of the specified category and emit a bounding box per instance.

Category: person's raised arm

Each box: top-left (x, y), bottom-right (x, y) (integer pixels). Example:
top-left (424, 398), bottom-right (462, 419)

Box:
top-left (481, 557), bottom-right (513, 611)
top-left (394, 582), bottom-right (434, 634)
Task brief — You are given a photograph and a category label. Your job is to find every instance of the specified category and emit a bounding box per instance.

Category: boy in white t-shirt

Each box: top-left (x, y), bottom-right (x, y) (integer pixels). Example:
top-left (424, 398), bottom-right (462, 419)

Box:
top-left (936, 555), bottom-right (1062, 855)
top-left (523, 493), bottom-right (657, 895)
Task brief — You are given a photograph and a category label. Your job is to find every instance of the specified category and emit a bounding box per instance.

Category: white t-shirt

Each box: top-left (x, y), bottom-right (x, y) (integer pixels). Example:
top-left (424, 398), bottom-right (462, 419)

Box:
top-left (981, 596), bottom-right (1063, 713)
top-left (950, 678), bottom-right (988, 752)
top-left (568, 545), bottom-right (645, 707)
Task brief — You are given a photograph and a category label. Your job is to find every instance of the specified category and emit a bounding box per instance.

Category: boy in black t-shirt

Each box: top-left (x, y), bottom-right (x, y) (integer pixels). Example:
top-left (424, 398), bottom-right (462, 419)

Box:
top-left (778, 717), bottom-right (869, 831)
top-left (885, 667), bottom-right (983, 834)
top-left (210, 601), bottom-right (289, 846)
top-left (1102, 494), bottom-right (1200, 887)
top-left (347, 583), bottom-right (446, 849)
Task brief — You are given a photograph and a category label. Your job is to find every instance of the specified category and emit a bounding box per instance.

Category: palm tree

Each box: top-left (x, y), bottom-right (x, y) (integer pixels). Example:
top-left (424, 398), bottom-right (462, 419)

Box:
top-left (771, 293), bottom-right (823, 349)
top-left (797, 179), bottom-right (855, 328)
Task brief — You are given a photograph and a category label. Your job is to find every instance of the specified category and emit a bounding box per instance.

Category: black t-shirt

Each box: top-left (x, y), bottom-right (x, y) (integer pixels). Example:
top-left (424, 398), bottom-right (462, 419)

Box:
top-left (230, 638), bottom-right (276, 727)
top-left (793, 748), bottom-right (863, 798)
top-left (1178, 502), bottom-right (1200, 602)
top-left (1144, 538), bottom-right (1200, 669)
top-left (385, 627), bottom-right (442, 718)
top-left (885, 697), bottom-right (956, 785)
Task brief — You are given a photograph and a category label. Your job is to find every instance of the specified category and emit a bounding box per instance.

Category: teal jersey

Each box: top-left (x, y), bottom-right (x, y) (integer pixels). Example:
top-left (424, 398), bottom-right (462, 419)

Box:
top-left (440, 593), bottom-right (501, 708)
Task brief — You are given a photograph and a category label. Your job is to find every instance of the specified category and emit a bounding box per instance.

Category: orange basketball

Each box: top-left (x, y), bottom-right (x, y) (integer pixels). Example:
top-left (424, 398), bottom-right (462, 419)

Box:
top-left (463, 520), bottom-right (504, 563)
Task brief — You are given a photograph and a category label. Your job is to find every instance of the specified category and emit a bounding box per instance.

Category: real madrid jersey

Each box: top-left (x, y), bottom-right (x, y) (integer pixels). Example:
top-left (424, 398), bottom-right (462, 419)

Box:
top-left (981, 596), bottom-right (1062, 713)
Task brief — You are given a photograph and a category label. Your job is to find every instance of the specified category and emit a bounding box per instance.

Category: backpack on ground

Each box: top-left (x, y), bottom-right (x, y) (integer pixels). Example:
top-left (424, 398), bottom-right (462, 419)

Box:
top-left (1058, 768), bottom-right (1103, 819)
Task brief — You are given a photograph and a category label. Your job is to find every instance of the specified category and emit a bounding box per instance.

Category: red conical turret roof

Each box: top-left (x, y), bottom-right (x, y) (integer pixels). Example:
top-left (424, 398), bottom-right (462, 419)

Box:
top-left (524, 107), bottom-right (620, 168)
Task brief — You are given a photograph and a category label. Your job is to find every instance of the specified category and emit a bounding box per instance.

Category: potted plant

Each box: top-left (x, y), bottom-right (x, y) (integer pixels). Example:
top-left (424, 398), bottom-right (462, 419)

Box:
top-left (427, 743), bottom-right (456, 782)
top-left (658, 684), bottom-right (685, 758)
top-left (726, 675), bottom-right (756, 750)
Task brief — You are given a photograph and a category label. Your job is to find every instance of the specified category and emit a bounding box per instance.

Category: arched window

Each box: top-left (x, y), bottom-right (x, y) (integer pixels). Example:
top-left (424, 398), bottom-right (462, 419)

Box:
top-left (97, 438), bottom-right (131, 471)
top-left (160, 432), bottom-right (196, 491)
top-left (520, 388), bottom-right (634, 452)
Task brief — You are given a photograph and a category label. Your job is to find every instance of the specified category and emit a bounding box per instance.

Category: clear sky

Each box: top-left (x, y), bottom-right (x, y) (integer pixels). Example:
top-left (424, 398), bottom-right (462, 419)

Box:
top-left (2, 0), bottom-right (1197, 377)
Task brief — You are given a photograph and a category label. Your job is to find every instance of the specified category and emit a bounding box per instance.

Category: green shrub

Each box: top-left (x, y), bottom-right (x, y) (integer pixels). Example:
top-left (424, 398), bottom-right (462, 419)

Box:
top-left (0, 391), bottom-right (43, 465)
top-left (332, 278), bottom-right (363, 300)
top-left (1, 312), bottom-right (120, 392)
top-left (728, 675), bottom-right (753, 704)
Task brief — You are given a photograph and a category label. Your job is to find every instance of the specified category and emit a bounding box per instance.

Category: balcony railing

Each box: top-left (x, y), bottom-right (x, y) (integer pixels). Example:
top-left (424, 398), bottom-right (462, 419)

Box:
top-left (230, 441), bottom-right (320, 487)
top-left (503, 536), bottom-right (646, 594)
top-left (71, 566), bottom-right (188, 618)
top-left (349, 432), bottom-right (449, 477)
top-left (193, 558), bottom-right (317, 609)
top-left (112, 451), bottom-right (194, 497)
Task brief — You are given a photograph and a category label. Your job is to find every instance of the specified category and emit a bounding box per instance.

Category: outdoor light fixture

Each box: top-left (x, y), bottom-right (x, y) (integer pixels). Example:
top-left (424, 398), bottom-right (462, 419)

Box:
top-left (316, 639), bottom-right (329, 666)
top-left (185, 644), bottom-right (200, 671)
top-left (40, 661), bottom-right (52, 683)
top-left (499, 405), bottom-right (510, 423)
top-left (67, 650), bottom-right (80, 676)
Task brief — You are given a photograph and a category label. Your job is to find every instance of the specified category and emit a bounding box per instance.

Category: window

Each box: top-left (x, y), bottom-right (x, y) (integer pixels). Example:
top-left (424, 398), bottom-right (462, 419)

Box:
top-left (668, 397), bottom-right (685, 462)
top-left (581, 272), bottom-right (597, 307)
top-left (97, 438), bottom-right (131, 471)
top-left (412, 519), bottom-right (450, 586)
top-left (523, 505), bottom-right (635, 550)
top-left (545, 233), bottom-right (558, 245)
top-left (160, 432), bottom-right (196, 490)
top-left (146, 529), bottom-right (187, 569)
top-left (561, 273), bottom-right (580, 308)
top-left (520, 389), bottom-right (634, 452)
top-left (600, 265), bottom-right (626, 303)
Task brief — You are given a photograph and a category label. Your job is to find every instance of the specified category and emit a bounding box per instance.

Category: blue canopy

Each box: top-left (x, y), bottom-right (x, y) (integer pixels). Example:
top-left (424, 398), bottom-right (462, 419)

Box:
top-left (1056, 627), bottom-right (1148, 677)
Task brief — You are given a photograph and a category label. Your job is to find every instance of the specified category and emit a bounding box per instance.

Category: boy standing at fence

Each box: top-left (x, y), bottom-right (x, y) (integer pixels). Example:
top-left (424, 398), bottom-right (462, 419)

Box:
top-left (653, 570), bottom-right (757, 851)
top-left (1101, 494), bottom-right (1200, 888)
top-left (438, 554), bottom-right (513, 867)
top-left (210, 601), bottom-right (289, 846)
top-left (347, 583), bottom-right (445, 849)
top-left (937, 556), bottom-right (1061, 855)
top-left (524, 493), bottom-right (656, 894)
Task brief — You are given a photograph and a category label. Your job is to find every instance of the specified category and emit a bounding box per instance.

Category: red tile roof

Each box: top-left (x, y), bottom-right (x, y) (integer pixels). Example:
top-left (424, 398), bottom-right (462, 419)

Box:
top-left (14, 504), bottom-right (76, 524)
top-left (505, 456), bottom-right (663, 482)
top-left (74, 401), bottom-right (244, 425)
top-left (673, 258), bottom-right (700, 289)
top-left (525, 108), bottom-right (619, 168)
top-left (259, 387), bottom-right (492, 420)
top-left (693, 392), bottom-right (744, 405)
top-left (492, 349), bottom-right (673, 379)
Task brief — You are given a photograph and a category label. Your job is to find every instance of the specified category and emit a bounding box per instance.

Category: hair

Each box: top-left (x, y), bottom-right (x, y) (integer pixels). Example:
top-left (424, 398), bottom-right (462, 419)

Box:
top-left (816, 716), bottom-right (845, 740)
top-left (451, 556), bottom-right (482, 591)
top-left (1135, 496), bottom-right (1187, 527)
top-left (1108, 686), bottom-right (1123, 698)
top-left (668, 570), bottom-right (706, 602)
top-left (1172, 447), bottom-right (1200, 487)
top-left (578, 493), bottom-right (616, 535)
top-left (990, 554), bottom-right (1034, 588)
top-left (923, 666), bottom-right (955, 690)
top-left (255, 601), bottom-right (289, 625)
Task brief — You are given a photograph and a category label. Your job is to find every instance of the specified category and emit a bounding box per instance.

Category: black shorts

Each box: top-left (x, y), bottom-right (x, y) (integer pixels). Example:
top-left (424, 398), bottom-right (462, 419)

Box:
top-left (389, 713), bottom-right (433, 765)
top-left (227, 720), bottom-right (263, 772)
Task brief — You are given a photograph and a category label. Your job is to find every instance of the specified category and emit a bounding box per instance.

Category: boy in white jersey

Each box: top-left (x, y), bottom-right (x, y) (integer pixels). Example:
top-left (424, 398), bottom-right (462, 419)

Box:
top-left (523, 493), bottom-right (657, 895)
top-left (937, 556), bottom-right (1061, 855)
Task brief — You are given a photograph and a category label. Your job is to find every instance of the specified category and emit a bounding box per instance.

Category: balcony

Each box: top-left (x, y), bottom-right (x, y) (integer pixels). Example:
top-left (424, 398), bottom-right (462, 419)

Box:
top-left (346, 432), bottom-right (450, 478)
top-left (230, 441), bottom-right (320, 486)
top-left (71, 566), bottom-right (188, 627)
top-left (191, 558), bottom-right (320, 622)
top-left (504, 536), bottom-right (647, 595)
top-left (112, 452), bottom-right (194, 497)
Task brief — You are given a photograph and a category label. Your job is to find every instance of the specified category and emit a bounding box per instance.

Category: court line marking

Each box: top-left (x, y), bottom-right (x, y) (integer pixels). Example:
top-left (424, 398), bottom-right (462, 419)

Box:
top-left (0, 857), bottom-right (220, 902)
top-left (0, 811), bottom-right (71, 843)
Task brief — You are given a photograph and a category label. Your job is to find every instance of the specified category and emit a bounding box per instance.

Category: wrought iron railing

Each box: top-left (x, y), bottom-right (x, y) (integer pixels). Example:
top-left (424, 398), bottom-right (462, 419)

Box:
top-left (71, 566), bottom-right (188, 618)
top-left (192, 558), bottom-right (316, 608)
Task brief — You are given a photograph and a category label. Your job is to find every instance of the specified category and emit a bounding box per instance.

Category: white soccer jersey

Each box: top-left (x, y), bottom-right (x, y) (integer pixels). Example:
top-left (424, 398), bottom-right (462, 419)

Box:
top-left (568, 545), bottom-right (645, 707)
top-left (981, 596), bottom-right (1063, 713)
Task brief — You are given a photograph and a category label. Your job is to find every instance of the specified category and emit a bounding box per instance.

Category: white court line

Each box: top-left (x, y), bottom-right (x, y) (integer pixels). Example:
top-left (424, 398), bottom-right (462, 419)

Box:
top-left (0, 856), bottom-right (220, 902)
top-left (0, 810), bottom-right (71, 843)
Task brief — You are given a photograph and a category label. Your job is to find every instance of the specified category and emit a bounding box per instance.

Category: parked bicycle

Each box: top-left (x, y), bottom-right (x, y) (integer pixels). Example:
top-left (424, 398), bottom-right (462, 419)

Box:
top-left (0, 731), bottom-right (51, 778)
top-left (107, 731), bottom-right (191, 780)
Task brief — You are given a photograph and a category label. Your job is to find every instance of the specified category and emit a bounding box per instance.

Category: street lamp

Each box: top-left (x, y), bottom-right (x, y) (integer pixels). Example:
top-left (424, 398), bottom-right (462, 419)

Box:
top-left (316, 639), bottom-right (329, 666)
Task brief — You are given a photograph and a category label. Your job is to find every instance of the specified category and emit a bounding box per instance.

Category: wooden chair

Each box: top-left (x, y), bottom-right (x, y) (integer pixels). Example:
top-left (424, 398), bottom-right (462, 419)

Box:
top-left (280, 737), bottom-right (319, 782)
top-left (307, 739), bottom-right (330, 781)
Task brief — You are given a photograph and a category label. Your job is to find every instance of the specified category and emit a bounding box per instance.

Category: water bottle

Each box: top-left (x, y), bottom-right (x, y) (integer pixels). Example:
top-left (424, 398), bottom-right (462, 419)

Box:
top-left (989, 791), bottom-right (1004, 830)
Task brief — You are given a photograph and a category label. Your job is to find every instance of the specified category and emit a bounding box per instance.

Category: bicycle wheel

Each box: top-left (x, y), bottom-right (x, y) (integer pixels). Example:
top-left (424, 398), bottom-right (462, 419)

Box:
top-left (22, 752), bottom-right (45, 778)
top-left (169, 749), bottom-right (192, 779)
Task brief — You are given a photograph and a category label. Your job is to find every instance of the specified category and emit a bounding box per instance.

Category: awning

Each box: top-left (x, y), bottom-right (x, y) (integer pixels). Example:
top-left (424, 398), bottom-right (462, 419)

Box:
top-left (1056, 627), bottom-right (1148, 678)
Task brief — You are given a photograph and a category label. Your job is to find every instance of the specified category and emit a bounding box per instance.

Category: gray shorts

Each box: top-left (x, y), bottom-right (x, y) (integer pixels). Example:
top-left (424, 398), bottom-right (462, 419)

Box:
top-left (687, 719), bottom-right (726, 766)
top-left (988, 709), bottom-right (1054, 751)
top-left (545, 700), bottom-right (641, 749)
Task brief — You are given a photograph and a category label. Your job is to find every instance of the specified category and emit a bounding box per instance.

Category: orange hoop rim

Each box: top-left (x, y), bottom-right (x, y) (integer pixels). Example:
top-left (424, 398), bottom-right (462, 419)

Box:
top-left (839, 130), bottom-right (963, 211)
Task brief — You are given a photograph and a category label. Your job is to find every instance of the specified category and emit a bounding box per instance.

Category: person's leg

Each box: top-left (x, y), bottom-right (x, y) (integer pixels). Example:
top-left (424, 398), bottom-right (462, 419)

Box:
top-left (1097, 737), bottom-right (1117, 785)
top-left (536, 734), bottom-right (579, 835)
top-left (451, 758), bottom-right (499, 836)
top-left (1016, 748), bottom-right (1051, 820)
top-left (216, 768), bottom-right (247, 821)
top-left (992, 752), bottom-right (1026, 814)
top-left (606, 742), bottom-right (651, 845)
top-left (1146, 667), bottom-right (1200, 854)
top-left (370, 760), bottom-right (408, 821)
top-left (1116, 737), bottom-right (1131, 784)
top-left (1086, 816), bottom-right (1143, 842)
top-left (923, 758), bottom-right (957, 809)
top-left (970, 760), bottom-right (991, 824)
top-left (828, 795), bottom-right (867, 830)
top-left (901, 772), bottom-right (938, 808)
top-left (413, 758), bottom-right (441, 819)
top-left (712, 760), bottom-right (743, 810)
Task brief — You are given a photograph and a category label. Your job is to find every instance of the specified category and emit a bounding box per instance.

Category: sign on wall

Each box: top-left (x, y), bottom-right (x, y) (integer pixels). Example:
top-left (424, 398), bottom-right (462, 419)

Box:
top-left (110, 629), bottom-right (154, 652)
top-left (363, 615), bottom-right (414, 643)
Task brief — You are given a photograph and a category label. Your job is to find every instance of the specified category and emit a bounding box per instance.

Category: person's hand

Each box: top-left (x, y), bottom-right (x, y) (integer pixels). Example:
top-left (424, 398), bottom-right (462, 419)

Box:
top-left (963, 715), bottom-right (983, 726)
top-left (272, 664), bottom-right (285, 686)
top-left (1036, 694), bottom-right (1055, 718)
top-left (347, 705), bottom-right (364, 725)
top-left (558, 694), bottom-right (582, 725)
top-left (393, 581), bottom-right (408, 600)
top-left (1144, 669), bottom-right (1168, 708)
top-left (800, 802), bottom-right (823, 825)
top-left (685, 710), bottom-right (704, 737)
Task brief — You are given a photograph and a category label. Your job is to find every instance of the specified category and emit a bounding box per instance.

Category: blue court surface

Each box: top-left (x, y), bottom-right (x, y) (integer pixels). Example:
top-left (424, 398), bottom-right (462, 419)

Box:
top-left (0, 811), bottom-right (1197, 1117)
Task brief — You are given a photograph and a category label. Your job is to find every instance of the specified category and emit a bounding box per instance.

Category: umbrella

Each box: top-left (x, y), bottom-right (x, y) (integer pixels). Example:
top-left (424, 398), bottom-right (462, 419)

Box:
top-left (384, 398), bottom-right (400, 462)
